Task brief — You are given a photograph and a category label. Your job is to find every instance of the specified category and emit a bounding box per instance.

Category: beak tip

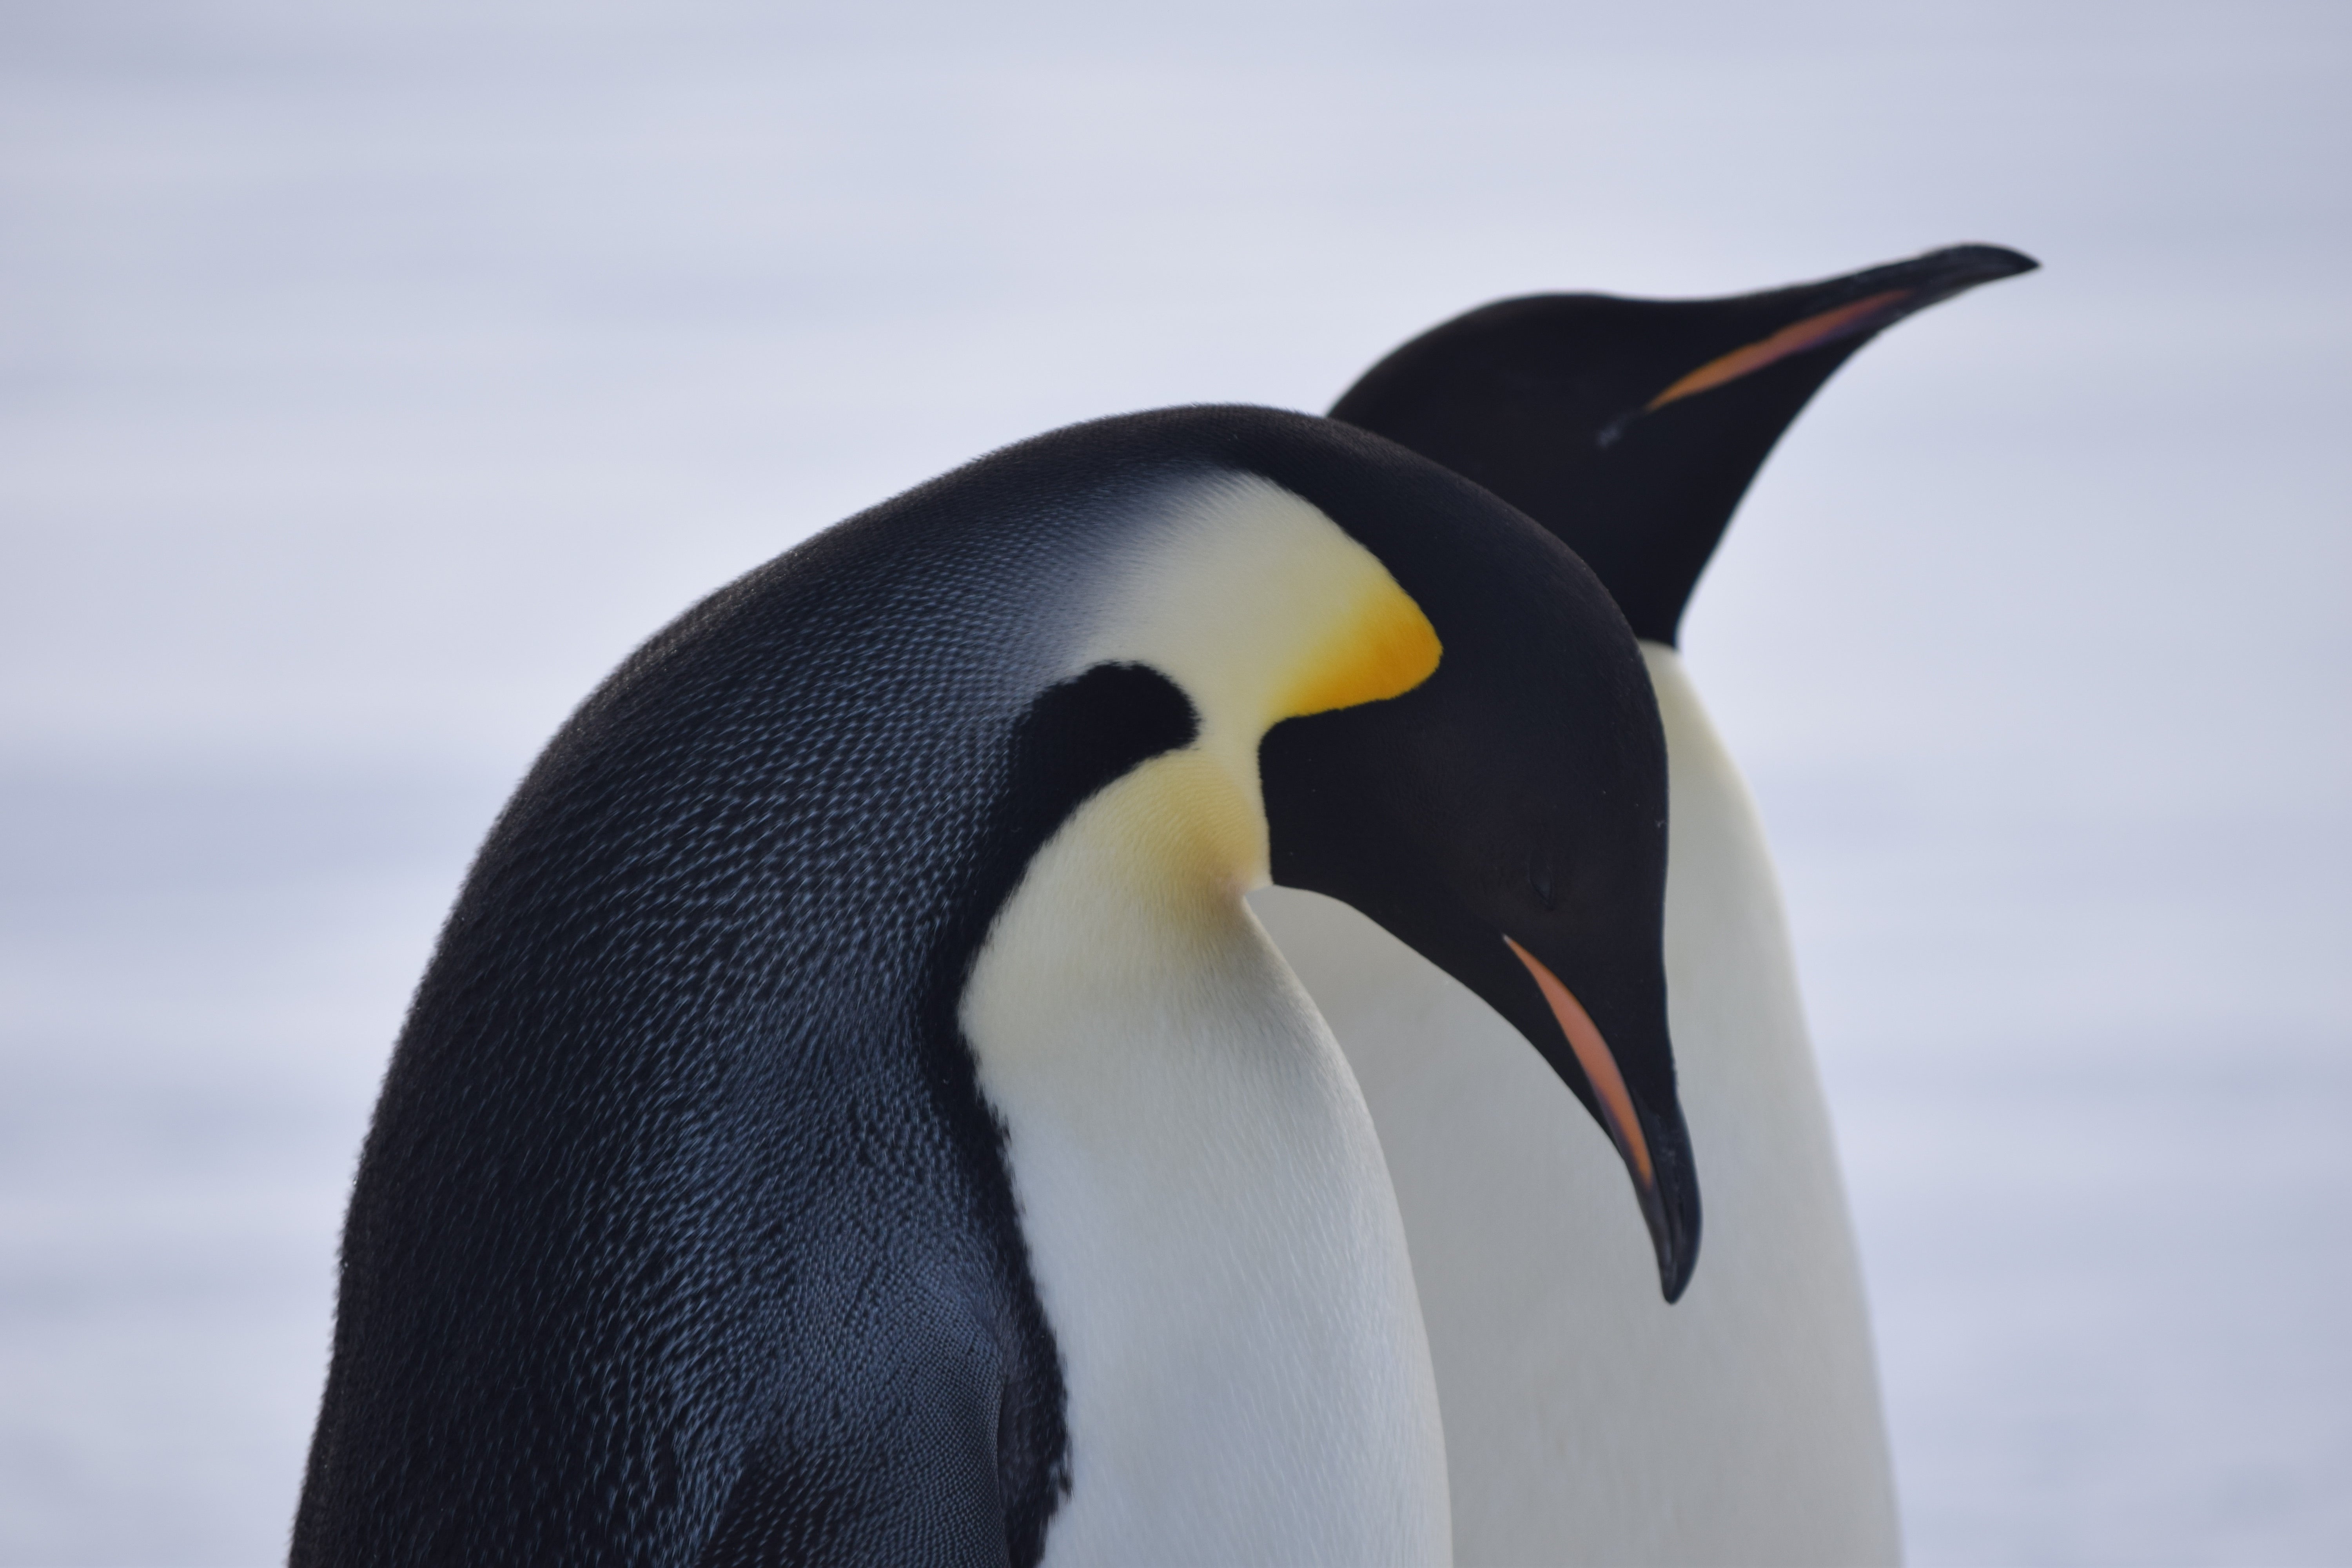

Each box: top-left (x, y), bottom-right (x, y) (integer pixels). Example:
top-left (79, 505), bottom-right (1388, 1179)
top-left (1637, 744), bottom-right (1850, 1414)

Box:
top-left (1634, 1125), bottom-right (1702, 1305)
top-left (1657, 1241), bottom-right (1696, 1304)
top-left (1967, 242), bottom-right (2040, 276)
top-left (1917, 242), bottom-right (2041, 297)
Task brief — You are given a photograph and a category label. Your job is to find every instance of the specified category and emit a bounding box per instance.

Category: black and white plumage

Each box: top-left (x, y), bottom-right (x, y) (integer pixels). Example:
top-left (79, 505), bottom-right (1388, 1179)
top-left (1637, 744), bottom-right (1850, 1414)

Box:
top-left (1250, 244), bottom-right (2036, 1564)
top-left (294, 405), bottom-right (1697, 1567)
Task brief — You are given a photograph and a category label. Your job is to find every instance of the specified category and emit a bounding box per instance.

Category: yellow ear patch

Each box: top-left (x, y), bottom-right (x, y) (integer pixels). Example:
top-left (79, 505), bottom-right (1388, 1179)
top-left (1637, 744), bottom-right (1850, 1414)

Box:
top-left (1276, 573), bottom-right (1443, 720)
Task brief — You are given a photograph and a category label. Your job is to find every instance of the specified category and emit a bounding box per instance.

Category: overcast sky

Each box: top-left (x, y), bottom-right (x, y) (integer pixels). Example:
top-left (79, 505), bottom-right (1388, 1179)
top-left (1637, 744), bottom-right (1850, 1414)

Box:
top-left (2, 2), bottom-right (2347, 1563)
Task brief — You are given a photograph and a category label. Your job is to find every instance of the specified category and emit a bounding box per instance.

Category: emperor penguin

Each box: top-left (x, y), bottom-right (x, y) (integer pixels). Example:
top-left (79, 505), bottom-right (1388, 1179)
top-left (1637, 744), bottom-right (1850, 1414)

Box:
top-left (1249, 243), bottom-right (2038, 1566)
top-left (293, 405), bottom-right (1702, 1567)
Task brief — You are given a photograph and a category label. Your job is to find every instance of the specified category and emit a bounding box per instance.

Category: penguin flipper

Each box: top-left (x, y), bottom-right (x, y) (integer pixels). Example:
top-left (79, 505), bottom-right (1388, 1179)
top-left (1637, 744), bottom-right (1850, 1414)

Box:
top-left (693, 1361), bottom-right (1022, 1568)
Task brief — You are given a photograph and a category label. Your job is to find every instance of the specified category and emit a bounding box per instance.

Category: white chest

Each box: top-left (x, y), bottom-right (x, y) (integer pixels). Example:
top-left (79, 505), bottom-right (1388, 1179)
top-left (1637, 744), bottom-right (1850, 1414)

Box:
top-left (961, 750), bottom-right (1451, 1568)
top-left (1249, 646), bottom-right (1899, 1566)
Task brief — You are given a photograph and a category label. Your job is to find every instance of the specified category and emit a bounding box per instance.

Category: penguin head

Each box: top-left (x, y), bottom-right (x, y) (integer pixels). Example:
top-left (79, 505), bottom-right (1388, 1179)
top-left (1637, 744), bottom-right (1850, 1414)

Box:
top-left (1329, 243), bottom-right (2038, 643)
top-left (1041, 413), bottom-right (1697, 1299)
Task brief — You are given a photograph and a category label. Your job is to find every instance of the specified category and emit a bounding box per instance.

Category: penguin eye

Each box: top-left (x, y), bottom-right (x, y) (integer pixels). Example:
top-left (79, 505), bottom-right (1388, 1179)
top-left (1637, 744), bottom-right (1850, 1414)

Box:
top-left (1525, 852), bottom-right (1558, 912)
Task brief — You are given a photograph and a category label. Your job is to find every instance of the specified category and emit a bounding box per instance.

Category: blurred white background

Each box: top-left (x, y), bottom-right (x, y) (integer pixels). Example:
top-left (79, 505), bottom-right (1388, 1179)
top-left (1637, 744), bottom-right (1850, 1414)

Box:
top-left (2, 1), bottom-right (2346, 1562)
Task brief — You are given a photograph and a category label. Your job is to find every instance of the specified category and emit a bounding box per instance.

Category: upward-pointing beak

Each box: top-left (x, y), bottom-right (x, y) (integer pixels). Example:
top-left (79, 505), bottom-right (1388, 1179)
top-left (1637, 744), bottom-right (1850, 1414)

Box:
top-left (1642, 290), bottom-right (1915, 412)
top-left (1603, 243), bottom-right (2040, 444)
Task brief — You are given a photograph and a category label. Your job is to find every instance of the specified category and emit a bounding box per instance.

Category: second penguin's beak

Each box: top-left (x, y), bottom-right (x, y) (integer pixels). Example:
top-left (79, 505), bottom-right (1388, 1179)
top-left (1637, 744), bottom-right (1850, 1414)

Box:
top-left (1617, 242), bottom-right (2040, 436)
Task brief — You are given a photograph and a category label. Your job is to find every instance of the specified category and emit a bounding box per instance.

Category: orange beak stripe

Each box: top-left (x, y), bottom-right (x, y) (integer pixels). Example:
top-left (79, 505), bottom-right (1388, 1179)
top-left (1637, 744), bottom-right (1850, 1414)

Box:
top-left (1644, 289), bottom-right (1914, 412)
top-left (1503, 936), bottom-right (1654, 1188)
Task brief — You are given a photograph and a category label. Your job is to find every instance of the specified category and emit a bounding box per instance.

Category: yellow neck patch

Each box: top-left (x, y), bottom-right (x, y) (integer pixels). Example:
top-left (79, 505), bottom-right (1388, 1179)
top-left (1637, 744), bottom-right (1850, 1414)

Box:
top-left (1070, 473), bottom-right (1447, 891)
top-left (1276, 572), bottom-right (1444, 721)
top-left (1078, 473), bottom-right (1446, 738)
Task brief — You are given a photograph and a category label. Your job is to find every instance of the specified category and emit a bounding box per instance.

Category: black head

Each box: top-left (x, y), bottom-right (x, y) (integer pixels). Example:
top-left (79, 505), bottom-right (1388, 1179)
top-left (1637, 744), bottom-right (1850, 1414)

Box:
top-left (1236, 415), bottom-right (1697, 1299)
top-left (1329, 243), bottom-right (2038, 643)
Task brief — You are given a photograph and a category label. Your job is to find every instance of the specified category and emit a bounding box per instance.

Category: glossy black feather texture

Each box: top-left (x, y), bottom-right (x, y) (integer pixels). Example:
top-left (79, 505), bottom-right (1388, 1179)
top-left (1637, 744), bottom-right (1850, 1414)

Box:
top-left (296, 431), bottom-right (1207, 1568)
top-left (292, 405), bottom-right (1688, 1566)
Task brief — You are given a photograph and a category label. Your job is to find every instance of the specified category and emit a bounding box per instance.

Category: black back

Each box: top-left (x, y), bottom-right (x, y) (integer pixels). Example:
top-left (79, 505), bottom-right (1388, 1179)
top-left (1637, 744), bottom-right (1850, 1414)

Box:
top-left (293, 405), bottom-right (1682, 1566)
top-left (295, 419), bottom-right (1217, 1567)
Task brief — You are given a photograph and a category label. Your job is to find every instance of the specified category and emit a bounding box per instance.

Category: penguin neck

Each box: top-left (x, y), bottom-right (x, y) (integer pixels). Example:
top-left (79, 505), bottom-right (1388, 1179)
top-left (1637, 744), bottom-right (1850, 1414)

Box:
top-left (1630, 639), bottom-right (1900, 1555)
top-left (959, 747), bottom-right (1451, 1566)
top-left (1637, 641), bottom-right (1783, 903)
top-left (1637, 640), bottom-right (1808, 1024)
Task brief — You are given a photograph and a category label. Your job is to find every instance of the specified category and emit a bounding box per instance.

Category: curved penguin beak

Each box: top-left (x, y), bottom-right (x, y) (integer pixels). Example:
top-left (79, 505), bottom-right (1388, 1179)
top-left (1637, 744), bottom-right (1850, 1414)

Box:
top-left (1503, 936), bottom-right (1696, 1299)
top-left (1604, 242), bottom-right (2040, 441)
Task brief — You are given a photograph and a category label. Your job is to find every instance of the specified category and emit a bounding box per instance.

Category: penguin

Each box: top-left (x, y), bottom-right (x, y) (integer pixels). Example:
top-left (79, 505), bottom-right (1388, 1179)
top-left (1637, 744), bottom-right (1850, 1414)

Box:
top-left (1247, 243), bottom-right (2038, 1566)
top-left (292, 405), bottom-right (1700, 1566)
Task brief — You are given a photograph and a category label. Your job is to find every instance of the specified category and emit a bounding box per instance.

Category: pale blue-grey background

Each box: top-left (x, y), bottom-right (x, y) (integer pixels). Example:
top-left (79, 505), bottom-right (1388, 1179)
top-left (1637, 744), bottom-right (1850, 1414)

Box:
top-left (3, 2), bottom-right (2347, 1562)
